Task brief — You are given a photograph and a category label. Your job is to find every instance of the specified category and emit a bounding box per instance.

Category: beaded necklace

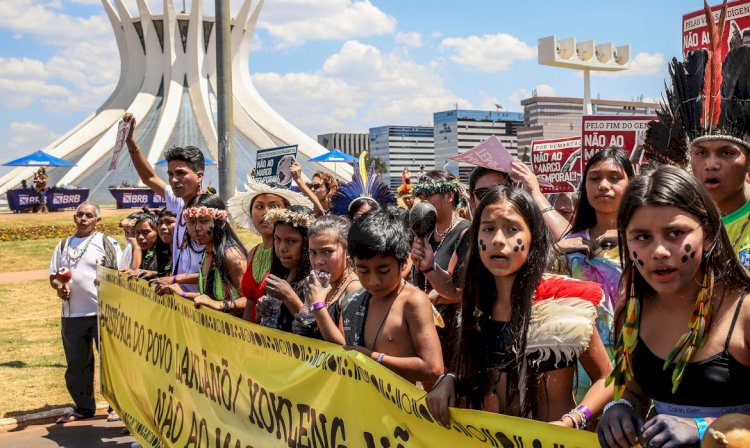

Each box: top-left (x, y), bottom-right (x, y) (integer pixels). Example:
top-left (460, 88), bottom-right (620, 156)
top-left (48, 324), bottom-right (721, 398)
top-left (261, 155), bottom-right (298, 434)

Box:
top-left (63, 232), bottom-right (98, 267)
top-left (198, 252), bottom-right (224, 301)
top-left (731, 212), bottom-right (750, 249)
top-left (252, 245), bottom-right (273, 283)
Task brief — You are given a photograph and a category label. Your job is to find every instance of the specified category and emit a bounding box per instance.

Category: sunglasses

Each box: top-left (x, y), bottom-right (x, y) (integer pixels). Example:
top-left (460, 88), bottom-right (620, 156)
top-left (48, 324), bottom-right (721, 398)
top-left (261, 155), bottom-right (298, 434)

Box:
top-left (473, 187), bottom-right (491, 201)
top-left (310, 183), bottom-right (324, 190)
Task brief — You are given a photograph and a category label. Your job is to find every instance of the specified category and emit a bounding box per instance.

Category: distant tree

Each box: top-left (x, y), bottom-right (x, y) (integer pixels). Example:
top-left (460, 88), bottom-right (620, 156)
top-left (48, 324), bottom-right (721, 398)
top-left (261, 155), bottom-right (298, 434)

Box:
top-left (363, 153), bottom-right (388, 174)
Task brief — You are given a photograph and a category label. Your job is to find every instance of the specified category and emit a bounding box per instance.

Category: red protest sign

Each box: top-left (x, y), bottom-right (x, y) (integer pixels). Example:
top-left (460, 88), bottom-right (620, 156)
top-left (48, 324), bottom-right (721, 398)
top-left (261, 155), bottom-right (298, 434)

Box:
top-left (530, 137), bottom-right (581, 193)
top-left (581, 115), bottom-right (655, 173)
top-left (682, 0), bottom-right (750, 60)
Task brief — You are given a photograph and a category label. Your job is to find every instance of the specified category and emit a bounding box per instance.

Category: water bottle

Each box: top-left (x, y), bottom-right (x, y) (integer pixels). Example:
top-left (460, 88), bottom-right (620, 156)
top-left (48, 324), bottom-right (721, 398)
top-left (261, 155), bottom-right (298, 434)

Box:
top-left (296, 270), bottom-right (332, 326)
top-left (258, 294), bottom-right (282, 328)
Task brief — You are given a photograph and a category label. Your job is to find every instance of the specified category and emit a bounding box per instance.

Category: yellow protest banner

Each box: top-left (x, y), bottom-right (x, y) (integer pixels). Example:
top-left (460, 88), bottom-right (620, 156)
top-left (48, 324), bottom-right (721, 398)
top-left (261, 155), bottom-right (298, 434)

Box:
top-left (98, 268), bottom-right (599, 447)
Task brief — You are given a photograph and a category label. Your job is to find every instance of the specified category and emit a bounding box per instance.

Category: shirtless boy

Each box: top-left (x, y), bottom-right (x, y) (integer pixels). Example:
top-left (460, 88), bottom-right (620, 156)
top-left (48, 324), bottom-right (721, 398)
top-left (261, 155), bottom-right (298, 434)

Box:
top-left (343, 207), bottom-right (443, 384)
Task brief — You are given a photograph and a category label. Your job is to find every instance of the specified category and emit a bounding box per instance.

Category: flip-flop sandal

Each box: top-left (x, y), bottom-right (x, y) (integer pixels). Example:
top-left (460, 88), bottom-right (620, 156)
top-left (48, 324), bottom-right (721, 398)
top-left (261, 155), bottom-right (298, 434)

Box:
top-left (56, 410), bottom-right (90, 424)
top-left (107, 411), bottom-right (121, 422)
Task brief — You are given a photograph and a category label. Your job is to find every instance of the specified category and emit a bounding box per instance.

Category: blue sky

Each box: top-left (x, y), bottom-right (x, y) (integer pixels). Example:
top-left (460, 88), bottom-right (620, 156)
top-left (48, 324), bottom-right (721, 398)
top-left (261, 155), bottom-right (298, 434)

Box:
top-left (0, 0), bottom-right (694, 176)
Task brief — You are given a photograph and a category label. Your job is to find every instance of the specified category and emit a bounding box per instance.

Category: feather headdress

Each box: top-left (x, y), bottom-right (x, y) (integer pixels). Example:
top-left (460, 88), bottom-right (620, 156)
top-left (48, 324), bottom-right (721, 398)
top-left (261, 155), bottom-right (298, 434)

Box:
top-left (330, 152), bottom-right (396, 216)
top-left (646, 0), bottom-right (750, 167)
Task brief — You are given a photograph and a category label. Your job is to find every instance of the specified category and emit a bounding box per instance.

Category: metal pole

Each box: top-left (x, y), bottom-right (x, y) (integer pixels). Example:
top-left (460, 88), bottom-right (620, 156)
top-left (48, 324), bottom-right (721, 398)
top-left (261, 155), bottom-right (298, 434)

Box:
top-left (215, 0), bottom-right (235, 201)
top-left (583, 68), bottom-right (592, 115)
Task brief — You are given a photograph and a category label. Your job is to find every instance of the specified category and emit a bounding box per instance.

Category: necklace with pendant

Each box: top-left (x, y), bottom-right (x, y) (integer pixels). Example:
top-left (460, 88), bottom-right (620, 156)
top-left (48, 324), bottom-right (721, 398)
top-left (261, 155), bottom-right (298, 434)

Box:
top-left (64, 232), bottom-right (97, 267)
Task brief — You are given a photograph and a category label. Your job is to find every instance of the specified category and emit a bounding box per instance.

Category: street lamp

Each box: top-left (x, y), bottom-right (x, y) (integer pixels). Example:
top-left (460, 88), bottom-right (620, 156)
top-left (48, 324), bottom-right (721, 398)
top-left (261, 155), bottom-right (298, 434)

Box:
top-left (538, 36), bottom-right (631, 114)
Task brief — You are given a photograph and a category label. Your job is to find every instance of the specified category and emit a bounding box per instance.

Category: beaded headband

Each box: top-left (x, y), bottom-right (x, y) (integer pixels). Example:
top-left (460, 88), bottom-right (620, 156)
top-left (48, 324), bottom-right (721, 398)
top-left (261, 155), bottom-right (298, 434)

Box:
top-left (689, 135), bottom-right (750, 153)
top-left (411, 178), bottom-right (465, 197)
top-left (119, 218), bottom-right (136, 227)
top-left (263, 207), bottom-right (315, 229)
top-left (182, 206), bottom-right (229, 221)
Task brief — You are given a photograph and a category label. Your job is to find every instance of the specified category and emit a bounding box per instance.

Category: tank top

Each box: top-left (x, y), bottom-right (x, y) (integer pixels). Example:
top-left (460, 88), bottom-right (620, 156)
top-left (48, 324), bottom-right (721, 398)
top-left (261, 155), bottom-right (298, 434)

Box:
top-left (632, 294), bottom-right (750, 407)
top-left (240, 245), bottom-right (271, 323)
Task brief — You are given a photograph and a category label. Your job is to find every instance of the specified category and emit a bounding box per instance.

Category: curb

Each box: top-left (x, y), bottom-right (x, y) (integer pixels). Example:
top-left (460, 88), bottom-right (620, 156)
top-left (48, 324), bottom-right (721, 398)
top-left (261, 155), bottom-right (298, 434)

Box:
top-left (0, 402), bottom-right (110, 433)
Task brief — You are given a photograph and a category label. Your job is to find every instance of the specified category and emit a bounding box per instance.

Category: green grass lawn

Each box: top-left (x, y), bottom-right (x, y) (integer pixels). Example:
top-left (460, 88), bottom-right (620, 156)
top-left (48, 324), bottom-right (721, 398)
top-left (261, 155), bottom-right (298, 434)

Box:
top-left (0, 211), bottom-right (261, 416)
top-left (0, 279), bottom-right (104, 417)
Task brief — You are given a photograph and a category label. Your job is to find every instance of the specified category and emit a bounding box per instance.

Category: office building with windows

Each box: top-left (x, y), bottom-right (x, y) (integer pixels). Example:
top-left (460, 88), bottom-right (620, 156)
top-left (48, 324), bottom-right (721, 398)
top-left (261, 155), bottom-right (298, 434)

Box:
top-left (369, 126), bottom-right (434, 189)
top-left (434, 109), bottom-right (523, 181)
top-left (317, 132), bottom-right (369, 157)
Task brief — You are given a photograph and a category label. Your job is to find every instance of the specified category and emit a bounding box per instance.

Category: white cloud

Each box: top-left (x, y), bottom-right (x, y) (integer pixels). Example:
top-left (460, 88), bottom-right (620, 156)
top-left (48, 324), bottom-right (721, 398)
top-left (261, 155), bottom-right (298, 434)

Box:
top-left (0, 57), bottom-right (47, 79)
top-left (396, 31), bottom-right (423, 48)
top-left (7, 121), bottom-right (60, 155)
top-left (593, 52), bottom-right (665, 78)
top-left (440, 33), bottom-right (535, 72)
top-left (258, 0), bottom-right (397, 47)
top-left (252, 40), bottom-right (469, 134)
top-left (0, 79), bottom-right (71, 109)
top-left (508, 84), bottom-right (556, 108)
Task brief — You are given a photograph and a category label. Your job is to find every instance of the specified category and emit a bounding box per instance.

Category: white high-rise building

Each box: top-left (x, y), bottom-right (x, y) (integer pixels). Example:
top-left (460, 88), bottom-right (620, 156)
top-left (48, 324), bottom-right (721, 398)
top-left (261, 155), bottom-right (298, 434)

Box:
top-left (369, 126), bottom-right (434, 189)
top-left (0, 0), bottom-right (349, 202)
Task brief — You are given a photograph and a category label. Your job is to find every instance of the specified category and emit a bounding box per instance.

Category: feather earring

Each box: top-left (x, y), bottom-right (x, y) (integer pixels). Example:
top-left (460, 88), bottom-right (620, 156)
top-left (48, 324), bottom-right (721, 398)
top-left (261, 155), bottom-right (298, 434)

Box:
top-left (607, 264), bottom-right (640, 400)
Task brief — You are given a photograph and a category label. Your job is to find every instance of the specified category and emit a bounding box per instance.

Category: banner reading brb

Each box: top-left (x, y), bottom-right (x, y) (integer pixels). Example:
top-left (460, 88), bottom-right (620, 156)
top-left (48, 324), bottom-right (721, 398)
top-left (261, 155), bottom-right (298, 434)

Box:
top-left (530, 137), bottom-right (581, 193)
top-left (98, 268), bottom-right (598, 448)
top-left (581, 115), bottom-right (655, 173)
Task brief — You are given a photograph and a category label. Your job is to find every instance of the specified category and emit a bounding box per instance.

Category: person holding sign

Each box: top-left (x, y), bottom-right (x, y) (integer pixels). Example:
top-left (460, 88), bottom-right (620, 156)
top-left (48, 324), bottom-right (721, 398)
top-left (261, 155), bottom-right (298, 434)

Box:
top-left (598, 166), bottom-right (750, 448)
top-left (164, 194), bottom-right (248, 316)
top-left (122, 113), bottom-right (204, 293)
top-left (290, 161), bottom-right (339, 217)
top-left (426, 186), bottom-right (612, 429)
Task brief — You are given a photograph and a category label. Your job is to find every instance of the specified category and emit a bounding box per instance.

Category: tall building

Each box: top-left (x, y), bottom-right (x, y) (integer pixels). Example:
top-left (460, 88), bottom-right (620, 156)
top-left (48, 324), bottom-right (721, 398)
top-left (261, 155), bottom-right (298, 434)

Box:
top-left (317, 132), bottom-right (369, 157)
top-left (0, 0), bottom-right (349, 202)
top-left (517, 96), bottom-right (658, 161)
top-left (369, 126), bottom-right (434, 189)
top-left (434, 109), bottom-right (524, 181)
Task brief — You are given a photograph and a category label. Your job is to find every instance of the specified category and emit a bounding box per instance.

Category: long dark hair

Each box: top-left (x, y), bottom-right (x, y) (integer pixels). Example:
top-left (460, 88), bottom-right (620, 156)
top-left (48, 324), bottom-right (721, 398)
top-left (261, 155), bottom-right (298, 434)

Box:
top-left (270, 205), bottom-right (313, 287)
top-left (570, 148), bottom-right (634, 233)
top-left (454, 185), bottom-right (554, 417)
top-left (188, 194), bottom-right (248, 286)
top-left (616, 165), bottom-right (750, 319)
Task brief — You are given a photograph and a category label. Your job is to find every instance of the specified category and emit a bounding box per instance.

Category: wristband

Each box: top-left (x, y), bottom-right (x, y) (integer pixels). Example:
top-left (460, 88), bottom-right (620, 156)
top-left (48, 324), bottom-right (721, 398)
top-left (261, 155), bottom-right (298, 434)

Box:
top-left (436, 372), bottom-right (456, 385)
top-left (375, 352), bottom-right (385, 364)
top-left (310, 301), bottom-right (327, 312)
top-left (179, 291), bottom-right (187, 298)
top-left (603, 398), bottom-right (633, 415)
top-left (171, 275), bottom-right (177, 284)
top-left (541, 206), bottom-right (555, 215)
top-left (575, 404), bottom-right (592, 422)
top-left (223, 300), bottom-right (232, 312)
top-left (422, 263), bottom-right (435, 274)
top-left (695, 418), bottom-right (709, 440)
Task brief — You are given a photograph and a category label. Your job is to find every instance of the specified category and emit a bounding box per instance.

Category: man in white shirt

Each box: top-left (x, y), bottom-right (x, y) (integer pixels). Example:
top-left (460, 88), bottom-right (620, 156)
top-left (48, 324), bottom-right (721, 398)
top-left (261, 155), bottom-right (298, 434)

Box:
top-left (49, 202), bottom-right (122, 423)
top-left (122, 113), bottom-right (204, 292)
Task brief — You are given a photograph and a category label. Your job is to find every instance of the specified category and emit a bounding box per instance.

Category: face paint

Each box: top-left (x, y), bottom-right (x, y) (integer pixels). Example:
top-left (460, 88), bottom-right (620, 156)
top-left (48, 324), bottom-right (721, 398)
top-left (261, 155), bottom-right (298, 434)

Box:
top-left (682, 244), bottom-right (696, 263)
top-left (632, 250), bottom-right (644, 267)
top-left (513, 238), bottom-right (523, 253)
top-left (206, 227), bottom-right (214, 236)
top-left (479, 239), bottom-right (487, 252)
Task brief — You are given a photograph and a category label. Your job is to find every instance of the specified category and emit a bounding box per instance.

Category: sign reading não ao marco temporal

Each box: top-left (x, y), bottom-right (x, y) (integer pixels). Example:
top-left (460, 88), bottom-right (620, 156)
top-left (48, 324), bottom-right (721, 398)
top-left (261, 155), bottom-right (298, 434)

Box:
top-left (97, 268), bottom-right (598, 448)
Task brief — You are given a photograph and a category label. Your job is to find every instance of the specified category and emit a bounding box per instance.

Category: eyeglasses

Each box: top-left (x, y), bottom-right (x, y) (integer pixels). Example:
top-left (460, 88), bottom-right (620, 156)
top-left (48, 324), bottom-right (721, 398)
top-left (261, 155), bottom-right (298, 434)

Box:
top-left (473, 187), bottom-right (491, 201)
top-left (310, 183), bottom-right (323, 190)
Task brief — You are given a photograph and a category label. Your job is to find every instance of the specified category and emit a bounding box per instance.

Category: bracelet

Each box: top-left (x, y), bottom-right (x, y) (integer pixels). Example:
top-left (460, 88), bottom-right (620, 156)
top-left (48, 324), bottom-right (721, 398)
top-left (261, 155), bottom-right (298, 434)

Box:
top-left (222, 300), bottom-right (232, 312)
top-left (695, 418), bottom-right (709, 440)
top-left (575, 404), bottom-right (592, 422)
top-left (540, 206), bottom-right (555, 215)
top-left (375, 352), bottom-right (385, 364)
top-left (603, 399), bottom-right (634, 415)
top-left (561, 413), bottom-right (580, 430)
top-left (422, 263), bottom-right (435, 274)
top-left (570, 409), bottom-right (587, 429)
top-left (435, 372), bottom-right (457, 385)
top-left (171, 275), bottom-right (177, 284)
top-left (310, 301), bottom-right (327, 312)
top-left (179, 291), bottom-right (187, 298)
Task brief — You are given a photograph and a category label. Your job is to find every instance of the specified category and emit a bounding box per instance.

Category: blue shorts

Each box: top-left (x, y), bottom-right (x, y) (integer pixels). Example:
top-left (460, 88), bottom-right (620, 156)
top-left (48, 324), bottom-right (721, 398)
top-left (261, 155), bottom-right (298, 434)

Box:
top-left (38, 190), bottom-right (47, 204)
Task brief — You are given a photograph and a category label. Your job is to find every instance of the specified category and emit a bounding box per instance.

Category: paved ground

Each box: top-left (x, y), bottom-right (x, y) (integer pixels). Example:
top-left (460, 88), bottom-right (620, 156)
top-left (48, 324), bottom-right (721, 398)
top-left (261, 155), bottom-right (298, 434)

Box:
top-left (0, 269), bottom-right (48, 283)
top-left (0, 416), bottom-right (135, 447)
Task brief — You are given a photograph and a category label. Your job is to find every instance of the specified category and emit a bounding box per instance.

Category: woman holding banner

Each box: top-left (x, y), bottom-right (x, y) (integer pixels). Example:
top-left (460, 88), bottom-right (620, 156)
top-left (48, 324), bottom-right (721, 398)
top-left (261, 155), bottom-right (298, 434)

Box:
top-left (228, 178), bottom-right (312, 322)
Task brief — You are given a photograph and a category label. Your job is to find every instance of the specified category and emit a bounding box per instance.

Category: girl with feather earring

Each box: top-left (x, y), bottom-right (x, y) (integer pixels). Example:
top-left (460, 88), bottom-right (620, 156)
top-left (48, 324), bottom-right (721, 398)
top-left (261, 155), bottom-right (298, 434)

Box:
top-left (599, 2), bottom-right (750, 446)
top-left (330, 152), bottom-right (397, 222)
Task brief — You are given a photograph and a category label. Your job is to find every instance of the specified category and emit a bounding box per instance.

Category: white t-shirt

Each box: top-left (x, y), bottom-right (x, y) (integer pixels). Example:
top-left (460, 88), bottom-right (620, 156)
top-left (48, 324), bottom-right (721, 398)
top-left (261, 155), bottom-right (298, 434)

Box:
top-left (165, 185), bottom-right (203, 292)
top-left (49, 233), bottom-right (123, 317)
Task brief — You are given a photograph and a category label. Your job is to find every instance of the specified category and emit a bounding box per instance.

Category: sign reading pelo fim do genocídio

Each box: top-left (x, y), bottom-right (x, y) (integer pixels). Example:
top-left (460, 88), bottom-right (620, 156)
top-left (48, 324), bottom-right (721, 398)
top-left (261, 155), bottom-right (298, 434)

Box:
top-left (255, 144), bottom-right (298, 185)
